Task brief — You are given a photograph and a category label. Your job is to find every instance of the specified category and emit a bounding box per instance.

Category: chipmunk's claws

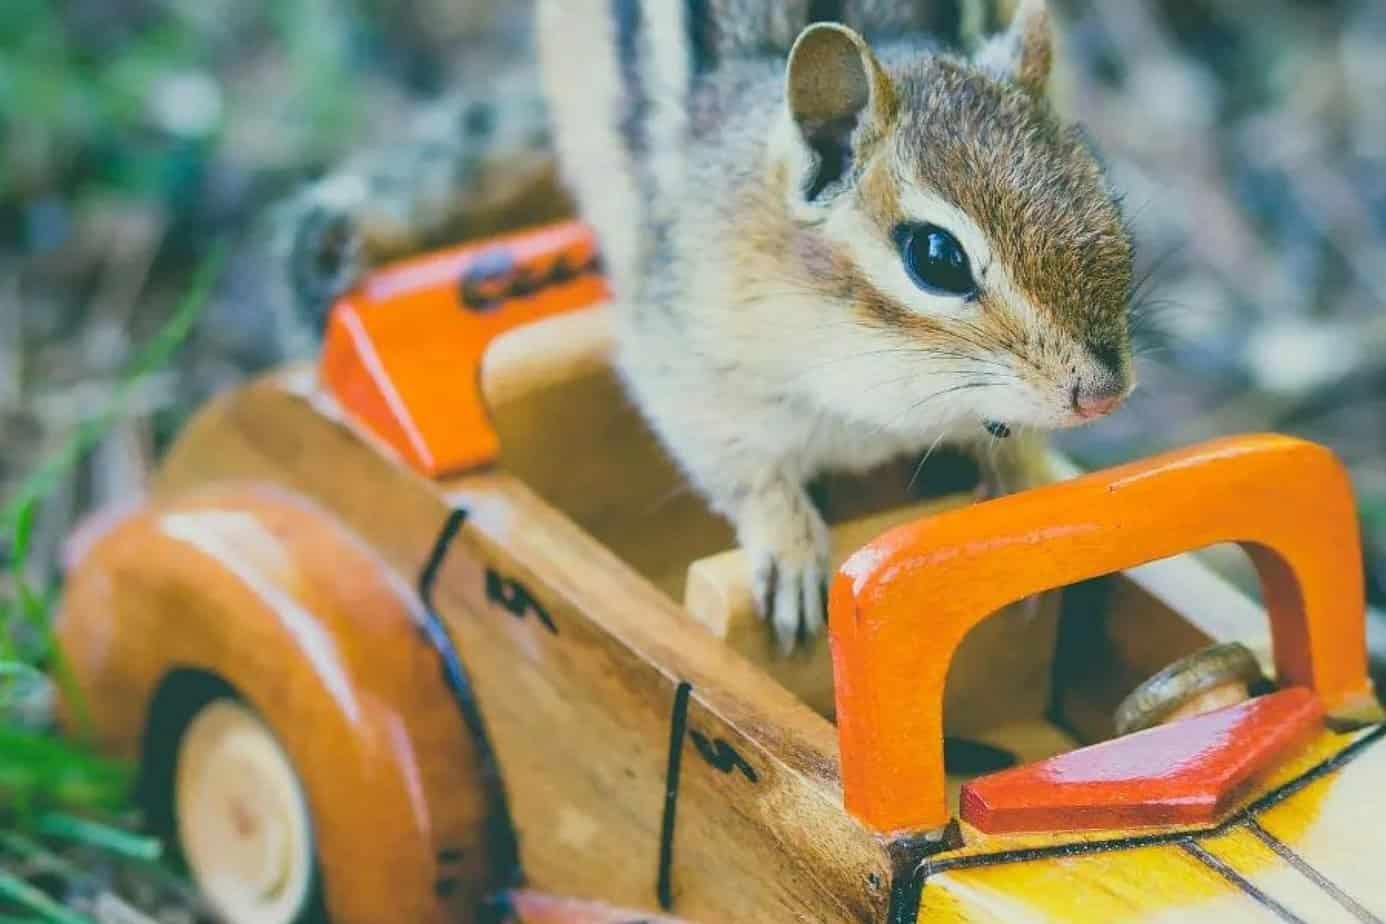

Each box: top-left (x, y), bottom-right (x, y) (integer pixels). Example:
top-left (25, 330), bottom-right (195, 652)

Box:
top-left (754, 560), bottom-right (827, 657)
top-left (749, 538), bottom-right (829, 656)
top-left (740, 478), bottom-right (831, 654)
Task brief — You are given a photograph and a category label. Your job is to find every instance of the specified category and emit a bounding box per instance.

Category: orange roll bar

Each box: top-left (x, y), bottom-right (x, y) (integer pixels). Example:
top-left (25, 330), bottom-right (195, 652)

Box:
top-left (829, 434), bottom-right (1377, 834)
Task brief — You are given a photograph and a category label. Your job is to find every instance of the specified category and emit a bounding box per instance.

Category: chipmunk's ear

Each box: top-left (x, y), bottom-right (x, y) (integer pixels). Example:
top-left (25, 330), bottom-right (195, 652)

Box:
top-left (976, 0), bottom-right (1053, 97)
top-left (780, 23), bottom-right (896, 207)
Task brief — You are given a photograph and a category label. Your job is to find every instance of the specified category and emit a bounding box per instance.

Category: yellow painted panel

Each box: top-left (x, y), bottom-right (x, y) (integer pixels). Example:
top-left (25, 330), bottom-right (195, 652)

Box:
top-left (1236, 728), bottom-right (1366, 806)
top-left (915, 879), bottom-right (1005, 924)
top-left (1198, 828), bottom-right (1359, 924)
top-left (1255, 729), bottom-right (1386, 919)
top-left (918, 844), bottom-right (1275, 923)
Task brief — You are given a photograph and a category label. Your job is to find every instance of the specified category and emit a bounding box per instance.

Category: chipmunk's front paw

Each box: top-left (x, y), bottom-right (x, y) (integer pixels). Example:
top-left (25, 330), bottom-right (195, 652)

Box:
top-left (738, 482), bottom-right (831, 655)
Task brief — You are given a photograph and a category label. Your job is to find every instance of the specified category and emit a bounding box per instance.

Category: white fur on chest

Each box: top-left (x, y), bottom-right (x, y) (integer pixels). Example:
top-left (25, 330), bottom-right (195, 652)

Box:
top-left (615, 290), bottom-right (951, 507)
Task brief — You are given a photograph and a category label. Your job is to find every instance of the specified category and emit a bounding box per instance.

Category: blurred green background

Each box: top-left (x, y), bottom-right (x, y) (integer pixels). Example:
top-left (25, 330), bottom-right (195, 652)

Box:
top-left (2, 0), bottom-right (1386, 918)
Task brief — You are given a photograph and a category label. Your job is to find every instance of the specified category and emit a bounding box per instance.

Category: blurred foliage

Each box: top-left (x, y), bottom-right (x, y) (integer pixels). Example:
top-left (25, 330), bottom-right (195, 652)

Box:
top-left (0, 255), bottom-right (218, 920)
top-left (0, 249), bottom-right (218, 708)
top-left (0, 0), bottom-right (363, 257)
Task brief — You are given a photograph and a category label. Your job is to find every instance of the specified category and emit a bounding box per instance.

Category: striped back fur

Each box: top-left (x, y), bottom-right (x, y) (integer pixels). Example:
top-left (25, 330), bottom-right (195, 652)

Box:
top-left (536, 0), bottom-right (989, 301)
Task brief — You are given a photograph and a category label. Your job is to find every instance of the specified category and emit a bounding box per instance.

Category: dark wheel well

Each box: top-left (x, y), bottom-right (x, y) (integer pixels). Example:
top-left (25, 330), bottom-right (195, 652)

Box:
top-left (138, 668), bottom-right (237, 839)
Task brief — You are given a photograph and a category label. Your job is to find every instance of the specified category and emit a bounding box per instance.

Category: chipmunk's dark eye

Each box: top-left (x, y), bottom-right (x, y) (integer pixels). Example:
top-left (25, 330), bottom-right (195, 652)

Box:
top-left (895, 224), bottom-right (977, 298)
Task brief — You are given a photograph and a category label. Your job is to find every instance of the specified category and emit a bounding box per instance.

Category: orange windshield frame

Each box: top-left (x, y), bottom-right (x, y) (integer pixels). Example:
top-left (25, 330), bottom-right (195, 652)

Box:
top-left (321, 221), bottom-right (608, 477)
top-left (828, 433), bottom-right (1377, 834)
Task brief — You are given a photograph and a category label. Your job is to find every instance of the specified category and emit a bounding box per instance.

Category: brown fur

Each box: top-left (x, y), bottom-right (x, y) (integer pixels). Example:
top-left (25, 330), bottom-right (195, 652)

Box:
top-left (743, 49), bottom-right (1131, 367)
top-left (895, 58), bottom-right (1131, 351)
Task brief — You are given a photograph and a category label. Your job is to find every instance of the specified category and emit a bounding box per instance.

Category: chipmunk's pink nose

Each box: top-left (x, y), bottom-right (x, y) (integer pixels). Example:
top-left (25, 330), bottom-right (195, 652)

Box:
top-left (1072, 384), bottom-right (1125, 419)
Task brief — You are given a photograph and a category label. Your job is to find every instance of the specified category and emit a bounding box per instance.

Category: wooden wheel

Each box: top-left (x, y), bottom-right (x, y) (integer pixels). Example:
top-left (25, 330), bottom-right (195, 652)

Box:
top-left (175, 699), bottom-right (318, 924)
top-left (1114, 642), bottom-right (1266, 736)
top-left (59, 489), bottom-right (498, 923)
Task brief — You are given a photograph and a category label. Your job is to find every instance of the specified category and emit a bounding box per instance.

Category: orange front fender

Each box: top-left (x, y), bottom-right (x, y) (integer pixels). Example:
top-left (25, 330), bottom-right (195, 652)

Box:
top-left (57, 486), bottom-right (495, 924)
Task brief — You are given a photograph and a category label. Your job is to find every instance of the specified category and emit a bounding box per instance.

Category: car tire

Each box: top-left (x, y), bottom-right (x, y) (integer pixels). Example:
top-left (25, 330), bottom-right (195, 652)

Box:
top-left (174, 698), bottom-right (326, 924)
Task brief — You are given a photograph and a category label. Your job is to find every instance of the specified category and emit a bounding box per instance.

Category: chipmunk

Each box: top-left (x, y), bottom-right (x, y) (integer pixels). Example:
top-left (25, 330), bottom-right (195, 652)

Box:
top-left (275, 0), bottom-right (1133, 653)
top-left (537, 0), bottom-right (1135, 651)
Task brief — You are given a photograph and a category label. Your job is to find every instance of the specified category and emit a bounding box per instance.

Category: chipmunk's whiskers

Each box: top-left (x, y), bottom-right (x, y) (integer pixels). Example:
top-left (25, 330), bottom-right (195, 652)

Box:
top-left (907, 428), bottom-right (951, 495)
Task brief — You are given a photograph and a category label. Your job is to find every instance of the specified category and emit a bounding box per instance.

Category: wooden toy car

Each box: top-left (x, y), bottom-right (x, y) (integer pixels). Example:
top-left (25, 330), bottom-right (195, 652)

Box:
top-left (56, 222), bottom-right (1385, 923)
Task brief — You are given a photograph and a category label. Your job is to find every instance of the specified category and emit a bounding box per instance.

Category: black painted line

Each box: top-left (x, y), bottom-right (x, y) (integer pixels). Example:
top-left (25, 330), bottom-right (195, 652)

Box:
top-left (1244, 818), bottom-right (1384, 924)
top-left (657, 681), bottom-right (694, 911)
top-left (888, 876), bottom-right (919, 924)
top-left (925, 829), bottom-right (1198, 883)
top-left (688, 730), bottom-right (758, 783)
top-left (420, 507), bottom-right (468, 605)
top-left (484, 569), bottom-right (560, 635)
top-left (885, 831), bottom-right (962, 924)
top-left (418, 509), bottom-right (488, 749)
top-left (416, 507), bottom-right (522, 893)
top-left (1180, 838), bottom-right (1309, 924)
top-left (893, 724), bottom-right (1386, 923)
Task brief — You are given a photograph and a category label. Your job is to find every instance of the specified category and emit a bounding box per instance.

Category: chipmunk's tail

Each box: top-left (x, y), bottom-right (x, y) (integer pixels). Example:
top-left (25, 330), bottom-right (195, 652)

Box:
top-left (536, 0), bottom-right (1007, 300)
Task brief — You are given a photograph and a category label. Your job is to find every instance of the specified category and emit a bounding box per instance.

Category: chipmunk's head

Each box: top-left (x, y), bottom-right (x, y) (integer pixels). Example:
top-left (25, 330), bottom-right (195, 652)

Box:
top-left (766, 0), bottom-right (1133, 435)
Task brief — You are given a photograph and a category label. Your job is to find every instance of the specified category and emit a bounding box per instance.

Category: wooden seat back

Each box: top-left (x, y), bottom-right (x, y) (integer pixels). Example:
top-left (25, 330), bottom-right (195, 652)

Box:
top-left (481, 308), bottom-right (734, 597)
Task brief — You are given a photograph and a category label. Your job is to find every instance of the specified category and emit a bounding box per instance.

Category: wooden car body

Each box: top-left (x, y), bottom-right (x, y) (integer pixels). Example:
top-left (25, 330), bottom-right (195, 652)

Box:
top-left (57, 223), bottom-right (1385, 923)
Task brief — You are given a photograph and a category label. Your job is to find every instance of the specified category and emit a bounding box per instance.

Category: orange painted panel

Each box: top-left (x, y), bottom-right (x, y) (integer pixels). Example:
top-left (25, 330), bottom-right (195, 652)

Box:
top-left (320, 221), bottom-right (608, 476)
top-left (960, 688), bottom-right (1324, 834)
top-left (829, 434), bottom-right (1378, 834)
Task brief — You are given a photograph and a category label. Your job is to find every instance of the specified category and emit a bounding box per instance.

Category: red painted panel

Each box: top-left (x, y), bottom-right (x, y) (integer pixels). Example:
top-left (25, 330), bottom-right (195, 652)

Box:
top-left (320, 221), bottom-right (609, 477)
top-left (961, 688), bottom-right (1324, 834)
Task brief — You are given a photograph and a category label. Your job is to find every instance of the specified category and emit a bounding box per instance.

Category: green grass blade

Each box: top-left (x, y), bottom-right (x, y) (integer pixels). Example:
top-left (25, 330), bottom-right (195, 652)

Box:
top-left (9, 502), bottom-right (34, 570)
top-left (34, 814), bottom-right (161, 863)
top-left (0, 869), bottom-right (91, 924)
